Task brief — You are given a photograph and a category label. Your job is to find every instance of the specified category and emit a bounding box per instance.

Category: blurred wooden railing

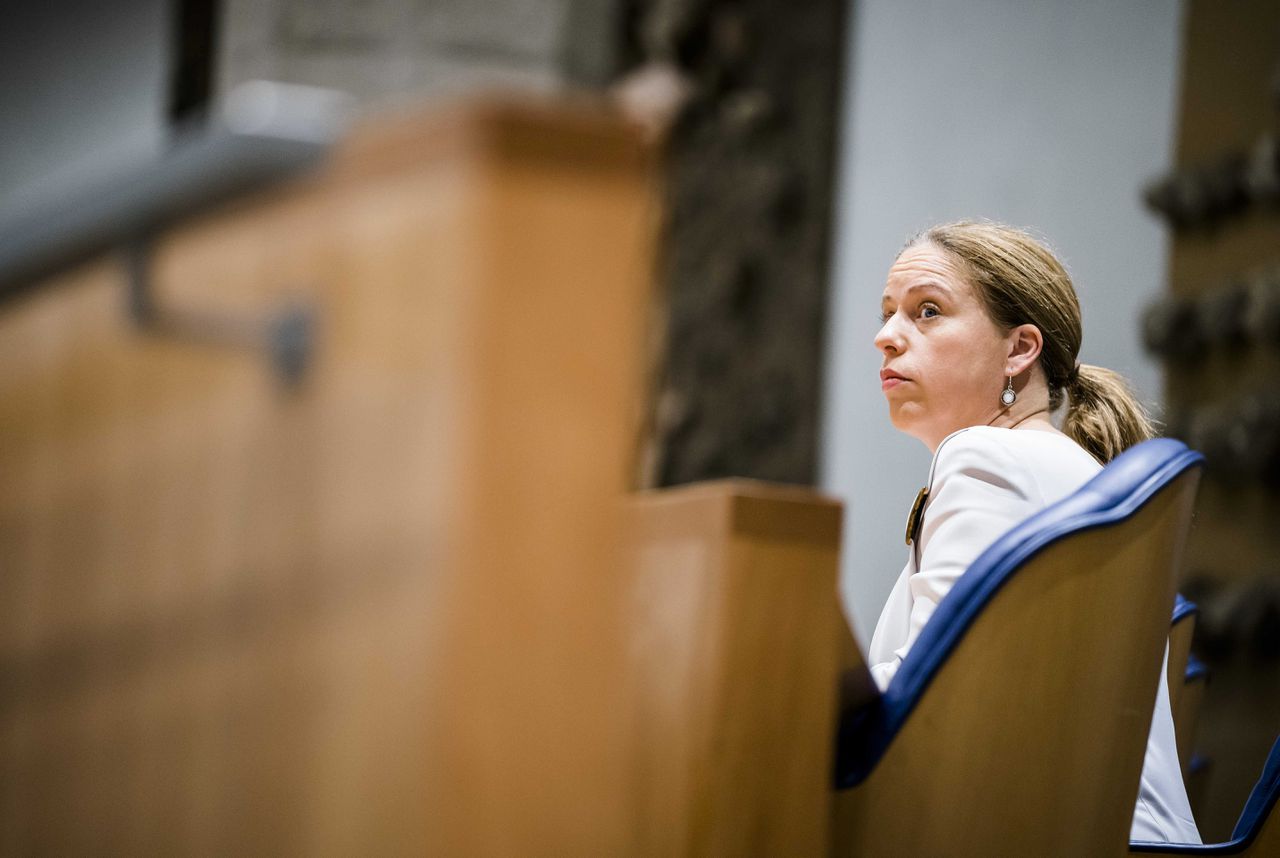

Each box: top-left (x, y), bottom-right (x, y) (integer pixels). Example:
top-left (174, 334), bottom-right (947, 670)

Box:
top-left (0, 98), bottom-right (656, 856)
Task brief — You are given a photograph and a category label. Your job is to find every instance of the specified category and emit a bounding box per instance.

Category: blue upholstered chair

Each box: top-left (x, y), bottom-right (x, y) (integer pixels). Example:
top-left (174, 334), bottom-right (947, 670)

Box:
top-left (1130, 734), bottom-right (1280, 856)
top-left (831, 438), bottom-right (1204, 857)
top-left (1170, 595), bottom-right (1199, 711)
top-left (1172, 594), bottom-right (1199, 624)
top-left (1177, 652), bottom-right (1210, 773)
top-left (1170, 596), bottom-right (1205, 781)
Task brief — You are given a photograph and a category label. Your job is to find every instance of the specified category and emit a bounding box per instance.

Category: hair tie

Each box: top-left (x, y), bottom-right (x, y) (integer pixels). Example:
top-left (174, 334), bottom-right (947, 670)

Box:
top-left (1067, 360), bottom-right (1082, 386)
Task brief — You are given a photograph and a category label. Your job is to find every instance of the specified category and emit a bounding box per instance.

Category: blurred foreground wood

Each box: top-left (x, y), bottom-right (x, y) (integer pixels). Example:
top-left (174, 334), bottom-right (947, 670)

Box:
top-left (626, 481), bottom-right (843, 856)
top-left (0, 98), bottom-right (654, 855)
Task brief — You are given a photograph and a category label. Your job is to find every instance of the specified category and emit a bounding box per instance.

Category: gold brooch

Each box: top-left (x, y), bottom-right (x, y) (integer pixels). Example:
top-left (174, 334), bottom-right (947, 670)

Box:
top-left (905, 487), bottom-right (929, 546)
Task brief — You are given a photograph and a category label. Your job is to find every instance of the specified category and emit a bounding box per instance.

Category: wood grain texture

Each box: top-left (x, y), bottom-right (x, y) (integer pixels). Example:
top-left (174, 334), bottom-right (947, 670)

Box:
top-left (0, 97), bottom-right (655, 856)
top-left (830, 470), bottom-right (1201, 858)
top-left (625, 480), bottom-right (844, 857)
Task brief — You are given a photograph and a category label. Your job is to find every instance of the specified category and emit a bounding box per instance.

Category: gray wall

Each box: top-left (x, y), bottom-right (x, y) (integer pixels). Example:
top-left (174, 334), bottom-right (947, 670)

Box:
top-left (821, 0), bottom-right (1185, 645)
top-left (0, 0), bottom-right (169, 205)
top-left (216, 0), bottom-right (617, 112)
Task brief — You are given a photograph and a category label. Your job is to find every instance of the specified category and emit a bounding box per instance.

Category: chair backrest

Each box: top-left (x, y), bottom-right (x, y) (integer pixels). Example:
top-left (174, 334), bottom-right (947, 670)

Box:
top-left (1175, 654), bottom-right (1209, 777)
top-left (1169, 595), bottom-right (1199, 711)
top-left (1130, 734), bottom-right (1280, 856)
top-left (832, 438), bottom-right (1203, 858)
top-left (1231, 736), bottom-right (1280, 852)
top-left (628, 480), bottom-right (845, 857)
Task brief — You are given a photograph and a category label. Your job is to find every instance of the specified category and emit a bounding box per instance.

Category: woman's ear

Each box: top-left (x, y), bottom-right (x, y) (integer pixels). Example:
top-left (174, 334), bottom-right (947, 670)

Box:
top-left (1005, 324), bottom-right (1043, 377)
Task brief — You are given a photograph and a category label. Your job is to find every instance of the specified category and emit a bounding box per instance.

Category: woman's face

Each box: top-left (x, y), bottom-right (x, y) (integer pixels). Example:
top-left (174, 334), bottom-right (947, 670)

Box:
top-left (875, 243), bottom-right (1014, 449)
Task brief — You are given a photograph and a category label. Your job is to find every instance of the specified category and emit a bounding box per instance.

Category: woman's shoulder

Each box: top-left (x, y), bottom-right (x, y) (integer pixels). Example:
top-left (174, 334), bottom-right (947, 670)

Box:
top-left (929, 426), bottom-right (1101, 489)
top-left (935, 425), bottom-right (1097, 459)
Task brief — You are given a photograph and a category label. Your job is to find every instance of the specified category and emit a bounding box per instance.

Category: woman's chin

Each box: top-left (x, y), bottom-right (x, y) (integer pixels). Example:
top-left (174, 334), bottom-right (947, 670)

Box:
top-left (888, 406), bottom-right (942, 447)
top-left (887, 402), bottom-right (921, 432)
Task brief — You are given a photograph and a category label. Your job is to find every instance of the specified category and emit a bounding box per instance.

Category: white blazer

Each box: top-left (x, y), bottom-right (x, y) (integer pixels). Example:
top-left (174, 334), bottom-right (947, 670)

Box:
top-left (867, 426), bottom-right (1200, 844)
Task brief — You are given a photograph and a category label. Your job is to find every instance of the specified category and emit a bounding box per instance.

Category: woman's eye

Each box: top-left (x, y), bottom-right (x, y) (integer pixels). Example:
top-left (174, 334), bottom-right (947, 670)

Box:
top-left (920, 304), bottom-right (940, 319)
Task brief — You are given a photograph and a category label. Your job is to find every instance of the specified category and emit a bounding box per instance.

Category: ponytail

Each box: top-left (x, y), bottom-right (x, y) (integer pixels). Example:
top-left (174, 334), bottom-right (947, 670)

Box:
top-left (1062, 363), bottom-right (1155, 463)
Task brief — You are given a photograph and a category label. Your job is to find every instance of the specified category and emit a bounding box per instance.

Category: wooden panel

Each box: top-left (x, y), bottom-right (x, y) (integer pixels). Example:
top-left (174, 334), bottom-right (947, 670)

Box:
top-left (1168, 612), bottom-right (1196, 714)
top-left (1168, 0), bottom-right (1280, 586)
top-left (831, 471), bottom-right (1200, 858)
top-left (1161, 0), bottom-right (1280, 840)
top-left (626, 480), bottom-right (844, 857)
top-left (0, 99), bottom-right (654, 856)
top-left (1176, 674), bottom-right (1207, 781)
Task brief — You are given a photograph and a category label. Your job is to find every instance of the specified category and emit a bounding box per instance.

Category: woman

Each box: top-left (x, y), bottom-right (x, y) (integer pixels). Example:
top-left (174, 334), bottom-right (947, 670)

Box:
top-left (867, 221), bottom-right (1200, 843)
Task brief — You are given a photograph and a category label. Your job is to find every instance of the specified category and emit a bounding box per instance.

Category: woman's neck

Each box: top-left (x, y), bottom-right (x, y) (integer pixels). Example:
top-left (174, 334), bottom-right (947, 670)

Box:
top-left (986, 378), bottom-right (1055, 433)
top-left (990, 408), bottom-right (1055, 432)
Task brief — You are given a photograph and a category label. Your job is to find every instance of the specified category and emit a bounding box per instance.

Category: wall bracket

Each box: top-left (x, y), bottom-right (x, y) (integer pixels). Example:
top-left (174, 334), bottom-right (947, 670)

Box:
top-left (125, 238), bottom-right (315, 387)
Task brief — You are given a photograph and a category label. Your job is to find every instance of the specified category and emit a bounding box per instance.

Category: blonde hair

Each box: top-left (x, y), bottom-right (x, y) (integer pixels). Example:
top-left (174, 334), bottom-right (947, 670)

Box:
top-left (909, 221), bottom-right (1155, 463)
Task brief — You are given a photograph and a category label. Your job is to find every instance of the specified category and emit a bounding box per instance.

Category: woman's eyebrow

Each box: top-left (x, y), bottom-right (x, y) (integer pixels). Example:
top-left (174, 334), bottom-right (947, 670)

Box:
top-left (880, 281), bottom-right (951, 307)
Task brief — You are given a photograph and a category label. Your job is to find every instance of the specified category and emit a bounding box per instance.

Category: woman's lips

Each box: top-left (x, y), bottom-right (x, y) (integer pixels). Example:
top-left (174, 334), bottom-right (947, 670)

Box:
top-left (880, 368), bottom-right (909, 391)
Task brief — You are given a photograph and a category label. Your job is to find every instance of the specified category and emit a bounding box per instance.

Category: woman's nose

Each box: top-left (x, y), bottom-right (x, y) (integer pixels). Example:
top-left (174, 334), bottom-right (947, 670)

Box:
top-left (874, 316), bottom-right (904, 355)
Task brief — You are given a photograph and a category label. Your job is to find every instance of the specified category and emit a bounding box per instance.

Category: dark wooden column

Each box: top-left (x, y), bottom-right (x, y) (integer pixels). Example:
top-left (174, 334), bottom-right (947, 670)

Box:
top-left (616, 0), bottom-right (847, 487)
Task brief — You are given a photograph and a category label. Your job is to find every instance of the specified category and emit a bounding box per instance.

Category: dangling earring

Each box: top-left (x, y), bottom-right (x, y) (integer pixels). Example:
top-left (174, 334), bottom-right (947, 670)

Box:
top-left (1000, 376), bottom-right (1016, 407)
